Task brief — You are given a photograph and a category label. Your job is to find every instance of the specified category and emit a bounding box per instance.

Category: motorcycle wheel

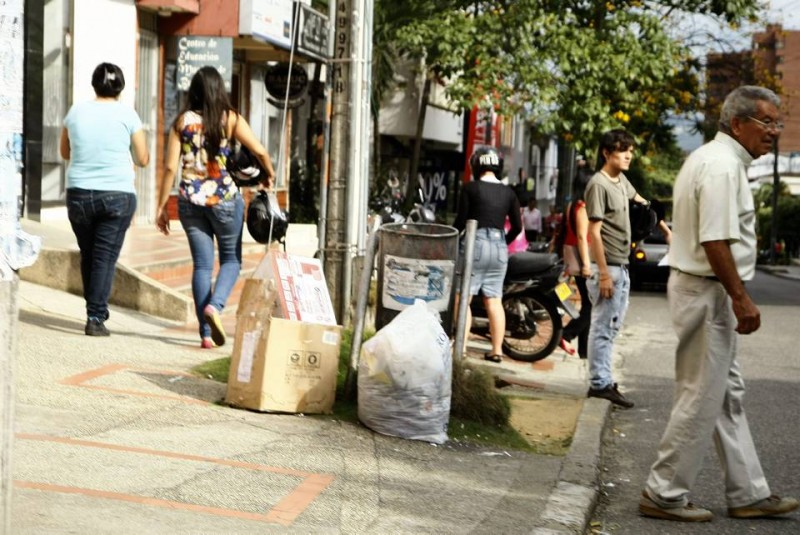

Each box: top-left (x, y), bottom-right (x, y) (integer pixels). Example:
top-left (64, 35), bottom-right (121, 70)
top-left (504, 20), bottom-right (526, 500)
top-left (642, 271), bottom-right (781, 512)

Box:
top-left (502, 291), bottom-right (563, 362)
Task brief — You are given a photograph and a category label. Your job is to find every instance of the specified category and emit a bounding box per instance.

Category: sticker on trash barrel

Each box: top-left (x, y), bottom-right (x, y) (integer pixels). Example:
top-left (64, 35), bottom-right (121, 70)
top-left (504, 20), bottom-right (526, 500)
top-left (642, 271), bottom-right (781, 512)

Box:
top-left (382, 255), bottom-right (454, 311)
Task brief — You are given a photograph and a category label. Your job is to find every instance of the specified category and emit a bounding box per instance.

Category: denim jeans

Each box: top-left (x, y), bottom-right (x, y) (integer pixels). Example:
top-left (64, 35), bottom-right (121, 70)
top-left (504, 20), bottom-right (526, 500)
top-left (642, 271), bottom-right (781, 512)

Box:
top-left (586, 264), bottom-right (630, 389)
top-left (467, 227), bottom-right (508, 298)
top-left (66, 188), bottom-right (137, 321)
top-left (178, 196), bottom-right (244, 338)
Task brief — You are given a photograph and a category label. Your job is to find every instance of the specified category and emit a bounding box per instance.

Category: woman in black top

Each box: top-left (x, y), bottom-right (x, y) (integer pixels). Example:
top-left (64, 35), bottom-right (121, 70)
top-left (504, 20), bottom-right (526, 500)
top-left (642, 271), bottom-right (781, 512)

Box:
top-left (454, 147), bottom-right (521, 362)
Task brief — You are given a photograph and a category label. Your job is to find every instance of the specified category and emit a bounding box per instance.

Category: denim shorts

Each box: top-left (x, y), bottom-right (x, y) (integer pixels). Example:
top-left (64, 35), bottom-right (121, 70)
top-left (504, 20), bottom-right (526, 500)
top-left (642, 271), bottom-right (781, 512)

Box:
top-left (466, 227), bottom-right (508, 298)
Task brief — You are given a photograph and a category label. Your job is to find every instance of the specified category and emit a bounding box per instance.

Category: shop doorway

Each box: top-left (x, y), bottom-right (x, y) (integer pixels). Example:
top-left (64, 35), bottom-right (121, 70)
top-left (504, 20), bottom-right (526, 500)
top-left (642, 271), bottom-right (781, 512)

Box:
top-left (134, 28), bottom-right (158, 224)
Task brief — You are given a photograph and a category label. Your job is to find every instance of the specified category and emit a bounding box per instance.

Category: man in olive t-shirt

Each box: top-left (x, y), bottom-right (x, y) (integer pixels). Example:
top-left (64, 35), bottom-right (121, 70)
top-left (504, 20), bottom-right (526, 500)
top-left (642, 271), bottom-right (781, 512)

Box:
top-left (584, 129), bottom-right (652, 409)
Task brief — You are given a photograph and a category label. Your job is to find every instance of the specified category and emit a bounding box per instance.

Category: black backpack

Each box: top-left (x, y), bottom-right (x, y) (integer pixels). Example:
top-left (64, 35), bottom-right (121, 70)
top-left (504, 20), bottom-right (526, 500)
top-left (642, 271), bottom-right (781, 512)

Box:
top-left (629, 200), bottom-right (658, 242)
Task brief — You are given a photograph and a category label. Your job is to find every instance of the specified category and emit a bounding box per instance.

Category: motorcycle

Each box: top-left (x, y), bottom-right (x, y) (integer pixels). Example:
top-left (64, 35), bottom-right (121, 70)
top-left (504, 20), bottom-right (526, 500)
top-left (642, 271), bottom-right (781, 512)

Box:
top-left (469, 251), bottom-right (576, 362)
top-left (369, 187), bottom-right (435, 226)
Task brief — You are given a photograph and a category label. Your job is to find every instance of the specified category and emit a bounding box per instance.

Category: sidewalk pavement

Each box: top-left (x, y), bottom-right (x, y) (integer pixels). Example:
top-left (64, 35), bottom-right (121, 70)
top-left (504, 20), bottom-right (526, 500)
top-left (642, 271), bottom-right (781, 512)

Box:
top-left (10, 278), bottom-right (610, 534)
top-left (756, 258), bottom-right (800, 281)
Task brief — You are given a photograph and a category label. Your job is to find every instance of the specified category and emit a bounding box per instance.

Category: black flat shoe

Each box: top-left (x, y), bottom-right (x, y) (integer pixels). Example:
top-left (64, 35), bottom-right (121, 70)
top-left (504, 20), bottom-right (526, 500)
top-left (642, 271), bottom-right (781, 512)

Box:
top-left (484, 353), bottom-right (502, 363)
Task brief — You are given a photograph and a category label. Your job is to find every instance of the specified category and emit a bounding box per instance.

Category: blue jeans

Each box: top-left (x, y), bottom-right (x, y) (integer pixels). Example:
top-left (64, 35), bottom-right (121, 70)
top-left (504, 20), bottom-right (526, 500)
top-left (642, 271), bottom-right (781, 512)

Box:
top-left (66, 188), bottom-right (136, 321)
top-left (586, 264), bottom-right (630, 389)
top-left (178, 196), bottom-right (244, 338)
top-left (467, 228), bottom-right (508, 298)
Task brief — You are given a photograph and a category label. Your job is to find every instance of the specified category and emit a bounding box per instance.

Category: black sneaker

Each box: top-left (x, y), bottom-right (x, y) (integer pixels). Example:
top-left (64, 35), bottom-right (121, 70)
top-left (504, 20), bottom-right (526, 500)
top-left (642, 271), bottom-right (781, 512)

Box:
top-left (85, 318), bottom-right (110, 337)
top-left (588, 382), bottom-right (634, 408)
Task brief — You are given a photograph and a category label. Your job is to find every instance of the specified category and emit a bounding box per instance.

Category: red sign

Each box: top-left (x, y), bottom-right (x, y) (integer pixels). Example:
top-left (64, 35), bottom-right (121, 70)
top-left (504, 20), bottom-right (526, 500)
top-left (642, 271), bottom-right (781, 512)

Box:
top-left (463, 106), bottom-right (501, 183)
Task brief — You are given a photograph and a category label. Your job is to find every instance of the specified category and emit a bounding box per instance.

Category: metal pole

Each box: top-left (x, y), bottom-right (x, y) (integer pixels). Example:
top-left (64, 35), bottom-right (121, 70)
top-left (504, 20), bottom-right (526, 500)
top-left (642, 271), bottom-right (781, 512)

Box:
top-left (341, 0), bottom-right (362, 328)
top-left (344, 217), bottom-right (381, 400)
top-left (324, 0), bottom-right (353, 321)
top-left (317, 0), bottom-right (338, 264)
top-left (357, 0), bottom-right (373, 255)
top-left (452, 220), bottom-right (477, 361)
top-left (770, 139), bottom-right (779, 266)
top-left (341, 0), bottom-right (374, 328)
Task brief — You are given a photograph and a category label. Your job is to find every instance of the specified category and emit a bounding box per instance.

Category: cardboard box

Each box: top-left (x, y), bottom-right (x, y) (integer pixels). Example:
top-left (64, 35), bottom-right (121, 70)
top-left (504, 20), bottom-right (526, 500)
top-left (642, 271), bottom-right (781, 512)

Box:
top-left (252, 251), bottom-right (337, 325)
top-left (225, 276), bottom-right (342, 414)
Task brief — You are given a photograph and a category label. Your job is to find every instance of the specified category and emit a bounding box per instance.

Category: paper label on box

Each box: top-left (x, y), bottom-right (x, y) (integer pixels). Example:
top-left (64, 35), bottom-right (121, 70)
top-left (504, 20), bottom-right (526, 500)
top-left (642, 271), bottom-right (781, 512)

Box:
top-left (322, 331), bottom-right (339, 345)
top-left (382, 255), bottom-right (454, 311)
top-left (268, 251), bottom-right (337, 325)
top-left (237, 330), bottom-right (260, 383)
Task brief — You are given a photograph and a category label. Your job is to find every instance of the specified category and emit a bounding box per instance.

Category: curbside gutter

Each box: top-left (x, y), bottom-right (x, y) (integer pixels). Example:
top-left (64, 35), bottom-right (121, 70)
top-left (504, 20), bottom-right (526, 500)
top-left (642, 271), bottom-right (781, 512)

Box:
top-left (533, 398), bottom-right (611, 534)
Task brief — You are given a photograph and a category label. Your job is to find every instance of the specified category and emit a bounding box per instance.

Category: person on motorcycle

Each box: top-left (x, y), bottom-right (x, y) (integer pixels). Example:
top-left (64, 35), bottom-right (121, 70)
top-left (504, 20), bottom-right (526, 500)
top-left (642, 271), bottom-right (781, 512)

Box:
top-left (453, 146), bottom-right (522, 362)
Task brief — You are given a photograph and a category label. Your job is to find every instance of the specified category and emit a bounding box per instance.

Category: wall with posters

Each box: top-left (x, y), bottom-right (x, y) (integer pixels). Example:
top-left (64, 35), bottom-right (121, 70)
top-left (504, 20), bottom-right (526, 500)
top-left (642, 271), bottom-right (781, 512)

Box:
top-left (0, 0), bottom-right (28, 277)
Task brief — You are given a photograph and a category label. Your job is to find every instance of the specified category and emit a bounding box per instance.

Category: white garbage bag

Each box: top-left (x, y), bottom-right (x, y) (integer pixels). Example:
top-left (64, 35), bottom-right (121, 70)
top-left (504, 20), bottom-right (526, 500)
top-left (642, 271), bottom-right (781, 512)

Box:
top-left (358, 300), bottom-right (452, 444)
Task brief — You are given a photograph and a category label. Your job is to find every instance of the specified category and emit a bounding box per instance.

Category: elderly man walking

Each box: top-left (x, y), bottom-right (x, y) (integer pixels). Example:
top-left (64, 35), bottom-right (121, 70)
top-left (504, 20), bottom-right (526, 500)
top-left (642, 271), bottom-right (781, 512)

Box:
top-left (639, 86), bottom-right (799, 522)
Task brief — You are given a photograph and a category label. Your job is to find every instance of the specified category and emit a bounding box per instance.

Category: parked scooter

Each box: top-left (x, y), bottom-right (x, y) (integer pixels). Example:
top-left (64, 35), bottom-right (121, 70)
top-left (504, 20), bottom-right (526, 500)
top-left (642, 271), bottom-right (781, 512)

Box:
top-left (469, 251), bottom-right (576, 362)
top-left (369, 186), bottom-right (435, 226)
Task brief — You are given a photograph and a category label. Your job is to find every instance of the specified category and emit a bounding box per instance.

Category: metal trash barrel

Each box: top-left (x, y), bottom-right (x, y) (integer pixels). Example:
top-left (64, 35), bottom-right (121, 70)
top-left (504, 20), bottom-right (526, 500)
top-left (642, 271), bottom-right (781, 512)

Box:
top-left (376, 223), bottom-right (459, 333)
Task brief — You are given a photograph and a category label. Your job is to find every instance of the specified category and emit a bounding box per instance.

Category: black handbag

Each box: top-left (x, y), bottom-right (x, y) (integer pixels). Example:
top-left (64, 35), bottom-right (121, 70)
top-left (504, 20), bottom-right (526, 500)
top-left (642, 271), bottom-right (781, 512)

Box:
top-left (629, 200), bottom-right (658, 242)
top-left (227, 144), bottom-right (267, 188)
top-left (225, 112), bottom-right (266, 188)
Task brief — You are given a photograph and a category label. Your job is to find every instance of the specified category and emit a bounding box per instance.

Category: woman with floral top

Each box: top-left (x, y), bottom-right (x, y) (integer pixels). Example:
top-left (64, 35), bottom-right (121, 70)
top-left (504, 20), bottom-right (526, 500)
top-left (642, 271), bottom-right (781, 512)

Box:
top-left (156, 66), bottom-right (274, 349)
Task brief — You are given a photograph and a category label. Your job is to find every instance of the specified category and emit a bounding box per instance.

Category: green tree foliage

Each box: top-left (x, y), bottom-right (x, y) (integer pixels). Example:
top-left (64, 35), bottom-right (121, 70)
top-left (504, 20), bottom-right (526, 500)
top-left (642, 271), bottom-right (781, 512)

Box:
top-left (387, 1), bottom-right (759, 152)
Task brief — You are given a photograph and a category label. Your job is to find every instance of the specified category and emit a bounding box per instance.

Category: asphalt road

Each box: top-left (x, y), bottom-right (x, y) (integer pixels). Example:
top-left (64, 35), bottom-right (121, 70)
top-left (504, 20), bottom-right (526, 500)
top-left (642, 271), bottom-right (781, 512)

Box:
top-left (590, 271), bottom-right (800, 534)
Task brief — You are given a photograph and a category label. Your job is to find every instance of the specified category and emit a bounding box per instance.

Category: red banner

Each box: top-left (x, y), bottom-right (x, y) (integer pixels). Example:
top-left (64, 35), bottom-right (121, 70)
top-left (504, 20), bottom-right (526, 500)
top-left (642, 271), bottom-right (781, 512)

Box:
top-left (463, 106), bottom-right (500, 183)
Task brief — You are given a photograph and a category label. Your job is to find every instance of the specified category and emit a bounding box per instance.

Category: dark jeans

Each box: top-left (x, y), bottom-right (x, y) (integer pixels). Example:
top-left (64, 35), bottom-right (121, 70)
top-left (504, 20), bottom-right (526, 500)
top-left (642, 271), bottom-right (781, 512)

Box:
top-left (562, 275), bottom-right (590, 358)
top-left (67, 188), bottom-right (136, 321)
top-left (178, 196), bottom-right (244, 338)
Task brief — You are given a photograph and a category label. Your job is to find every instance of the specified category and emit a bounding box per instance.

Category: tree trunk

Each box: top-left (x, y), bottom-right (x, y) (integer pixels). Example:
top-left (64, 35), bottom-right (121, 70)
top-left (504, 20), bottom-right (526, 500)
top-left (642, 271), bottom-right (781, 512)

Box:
top-left (405, 73), bottom-right (432, 212)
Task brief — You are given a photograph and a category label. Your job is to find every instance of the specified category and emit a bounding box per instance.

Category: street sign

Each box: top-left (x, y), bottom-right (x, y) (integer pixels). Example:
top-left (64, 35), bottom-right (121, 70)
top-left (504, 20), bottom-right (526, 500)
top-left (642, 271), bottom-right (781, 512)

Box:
top-left (295, 3), bottom-right (329, 61)
top-left (264, 62), bottom-right (308, 101)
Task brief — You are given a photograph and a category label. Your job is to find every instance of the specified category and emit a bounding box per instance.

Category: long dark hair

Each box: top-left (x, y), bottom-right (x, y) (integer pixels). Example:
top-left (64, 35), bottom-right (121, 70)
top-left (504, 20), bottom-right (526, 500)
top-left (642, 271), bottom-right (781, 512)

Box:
top-left (177, 66), bottom-right (234, 158)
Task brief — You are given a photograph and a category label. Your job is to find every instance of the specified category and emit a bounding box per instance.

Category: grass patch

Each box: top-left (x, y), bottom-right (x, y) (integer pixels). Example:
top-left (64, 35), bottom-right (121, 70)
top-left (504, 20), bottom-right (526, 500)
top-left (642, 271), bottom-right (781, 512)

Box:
top-left (192, 357), bottom-right (231, 383)
top-left (190, 327), bottom-right (539, 452)
top-left (448, 417), bottom-right (536, 452)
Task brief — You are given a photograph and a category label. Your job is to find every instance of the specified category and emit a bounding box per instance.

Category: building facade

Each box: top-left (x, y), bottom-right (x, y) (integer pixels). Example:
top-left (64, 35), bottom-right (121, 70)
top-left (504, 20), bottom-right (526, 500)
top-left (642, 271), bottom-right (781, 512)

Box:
top-left (27, 0), bottom-right (328, 224)
top-left (704, 24), bottom-right (800, 193)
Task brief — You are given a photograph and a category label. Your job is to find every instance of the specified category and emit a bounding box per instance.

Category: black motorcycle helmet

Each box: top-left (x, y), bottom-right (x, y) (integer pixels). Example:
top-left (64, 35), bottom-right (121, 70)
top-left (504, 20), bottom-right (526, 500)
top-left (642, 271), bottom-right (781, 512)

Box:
top-left (247, 190), bottom-right (288, 244)
top-left (470, 146), bottom-right (504, 181)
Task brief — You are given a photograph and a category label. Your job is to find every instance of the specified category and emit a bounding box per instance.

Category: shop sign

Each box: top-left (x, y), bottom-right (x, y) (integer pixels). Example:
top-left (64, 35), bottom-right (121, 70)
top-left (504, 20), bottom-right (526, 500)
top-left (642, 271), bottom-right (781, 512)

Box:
top-left (173, 36), bottom-right (233, 92)
top-left (295, 3), bottom-right (328, 61)
top-left (240, 0), bottom-right (294, 50)
top-left (264, 63), bottom-right (308, 101)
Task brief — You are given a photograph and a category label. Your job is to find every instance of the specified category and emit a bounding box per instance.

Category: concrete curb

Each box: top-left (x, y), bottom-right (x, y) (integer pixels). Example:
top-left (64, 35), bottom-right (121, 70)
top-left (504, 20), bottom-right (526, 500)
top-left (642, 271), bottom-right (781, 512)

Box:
top-left (19, 247), bottom-right (193, 322)
top-left (756, 263), bottom-right (800, 281)
top-left (534, 398), bottom-right (611, 534)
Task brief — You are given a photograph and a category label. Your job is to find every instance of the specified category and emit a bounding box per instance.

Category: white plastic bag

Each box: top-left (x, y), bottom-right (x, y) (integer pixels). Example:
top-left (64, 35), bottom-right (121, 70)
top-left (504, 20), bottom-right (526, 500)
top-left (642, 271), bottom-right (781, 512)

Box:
top-left (358, 300), bottom-right (452, 444)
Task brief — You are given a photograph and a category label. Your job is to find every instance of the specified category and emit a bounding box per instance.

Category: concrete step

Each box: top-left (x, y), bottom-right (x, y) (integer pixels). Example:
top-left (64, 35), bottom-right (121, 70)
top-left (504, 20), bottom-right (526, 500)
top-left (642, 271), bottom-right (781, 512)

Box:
top-left (136, 247), bottom-right (268, 316)
top-left (19, 219), bottom-right (319, 324)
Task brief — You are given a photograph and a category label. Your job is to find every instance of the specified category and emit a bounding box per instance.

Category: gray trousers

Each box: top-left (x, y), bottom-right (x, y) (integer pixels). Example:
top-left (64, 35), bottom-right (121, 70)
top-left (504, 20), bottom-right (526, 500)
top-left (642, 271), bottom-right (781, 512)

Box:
top-left (644, 270), bottom-right (770, 508)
